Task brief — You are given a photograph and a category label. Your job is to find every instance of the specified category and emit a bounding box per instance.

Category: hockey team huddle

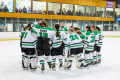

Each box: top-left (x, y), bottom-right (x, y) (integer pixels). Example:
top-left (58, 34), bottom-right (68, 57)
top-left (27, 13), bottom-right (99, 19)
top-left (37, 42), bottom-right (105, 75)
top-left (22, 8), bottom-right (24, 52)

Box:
top-left (20, 20), bottom-right (104, 72)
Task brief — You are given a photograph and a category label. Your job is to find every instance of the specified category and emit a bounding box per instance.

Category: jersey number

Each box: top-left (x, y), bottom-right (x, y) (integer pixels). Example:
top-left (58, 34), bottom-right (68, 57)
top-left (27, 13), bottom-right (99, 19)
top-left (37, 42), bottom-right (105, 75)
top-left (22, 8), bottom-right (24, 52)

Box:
top-left (57, 35), bottom-right (61, 40)
top-left (24, 32), bottom-right (28, 38)
top-left (90, 36), bottom-right (95, 42)
top-left (39, 32), bottom-right (48, 38)
top-left (70, 35), bottom-right (79, 41)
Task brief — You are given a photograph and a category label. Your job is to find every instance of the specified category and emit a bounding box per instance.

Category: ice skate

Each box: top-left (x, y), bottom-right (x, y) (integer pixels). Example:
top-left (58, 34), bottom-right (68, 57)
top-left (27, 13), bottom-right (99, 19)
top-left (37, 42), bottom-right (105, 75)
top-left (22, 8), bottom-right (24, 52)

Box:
top-left (64, 59), bottom-right (68, 68)
top-left (48, 62), bottom-right (52, 69)
top-left (29, 63), bottom-right (37, 70)
top-left (67, 62), bottom-right (72, 70)
top-left (80, 63), bottom-right (84, 67)
top-left (77, 60), bottom-right (83, 68)
top-left (92, 61), bottom-right (97, 65)
top-left (98, 59), bottom-right (101, 64)
top-left (41, 64), bottom-right (45, 73)
top-left (67, 64), bottom-right (72, 70)
top-left (59, 63), bottom-right (63, 69)
top-left (52, 63), bottom-right (56, 70)
top-left (84, 64), bottom-right (89, 67)
top-left (90, 61), bottom-right (93, 65)
top-left (22, 59), bottom-right (29, 69)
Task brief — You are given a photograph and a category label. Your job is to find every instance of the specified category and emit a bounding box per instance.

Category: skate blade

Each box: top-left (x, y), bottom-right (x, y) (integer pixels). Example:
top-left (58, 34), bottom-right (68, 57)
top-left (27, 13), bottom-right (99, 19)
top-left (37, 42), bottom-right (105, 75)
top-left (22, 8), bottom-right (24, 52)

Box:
top-left (52, 68), bottom-right (56, 71)
top-left (41, 70), bottom-right (44, 73)
top-left (23, 68), bottom-right (29, 70)
top-left (37, 65), bottom-right (40, 68)
top-left (67, 68), bottom-right (71, 70)
top-left (77, 67), bottom-right (83, 69)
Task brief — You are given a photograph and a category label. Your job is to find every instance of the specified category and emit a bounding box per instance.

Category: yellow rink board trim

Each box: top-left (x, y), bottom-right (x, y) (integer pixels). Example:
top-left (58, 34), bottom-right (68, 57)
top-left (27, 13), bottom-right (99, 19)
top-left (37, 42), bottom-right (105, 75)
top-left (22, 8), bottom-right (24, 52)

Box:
top-left (0, 39), bottom-right (20, 41)
top-left (0, 36), bottom-right (120, 41)
top-left (105, 36), bottom-right (120, 37)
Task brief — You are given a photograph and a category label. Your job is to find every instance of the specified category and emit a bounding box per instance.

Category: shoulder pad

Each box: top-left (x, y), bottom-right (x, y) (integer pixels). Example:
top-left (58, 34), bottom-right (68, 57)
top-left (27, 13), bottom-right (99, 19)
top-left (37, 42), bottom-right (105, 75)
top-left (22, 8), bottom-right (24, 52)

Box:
top-left (40, 27), bottom-right (53, 31)
top-left (64, 27), bottom-right (68, 31)
top-left (81, 30), bottom-right (85, 33)
top-left (93, 31), bottom-right (97, 35)
top-left (86, 31), bottom-right (91, 36)
top-left (59, 29), bottom-right (64, 31)
top-left (81, 34), bottom-right (85, 39)
top-left (98, 31), bottom-right (101, 34)
top-left (35, 25), bottom-right (41, 29)
top-left (25, 28), bottom-right (28, 30)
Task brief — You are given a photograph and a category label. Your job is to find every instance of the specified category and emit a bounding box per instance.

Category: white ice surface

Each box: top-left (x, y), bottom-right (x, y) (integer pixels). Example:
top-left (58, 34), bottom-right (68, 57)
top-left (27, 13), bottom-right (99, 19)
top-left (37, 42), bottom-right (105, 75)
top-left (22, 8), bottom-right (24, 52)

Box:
top-left (0, 37), bottom-right (120, 80)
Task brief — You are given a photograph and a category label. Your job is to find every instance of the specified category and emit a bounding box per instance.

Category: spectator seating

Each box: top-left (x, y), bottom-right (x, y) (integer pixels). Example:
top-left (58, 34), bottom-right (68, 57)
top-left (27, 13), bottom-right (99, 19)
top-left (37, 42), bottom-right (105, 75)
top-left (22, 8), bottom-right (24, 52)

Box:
top-left (38, 10), bottom-right (40, 14)
top-left (33, 10), bottom-right (37, 14)
top-left (16, 8), bottom-right (18, 13)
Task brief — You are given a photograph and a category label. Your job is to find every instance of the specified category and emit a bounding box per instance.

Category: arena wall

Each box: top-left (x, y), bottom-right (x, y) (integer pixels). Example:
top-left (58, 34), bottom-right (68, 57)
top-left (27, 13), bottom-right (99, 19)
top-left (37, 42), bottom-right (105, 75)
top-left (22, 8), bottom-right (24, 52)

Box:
top-left (0, 32), bottom-right (120, 40)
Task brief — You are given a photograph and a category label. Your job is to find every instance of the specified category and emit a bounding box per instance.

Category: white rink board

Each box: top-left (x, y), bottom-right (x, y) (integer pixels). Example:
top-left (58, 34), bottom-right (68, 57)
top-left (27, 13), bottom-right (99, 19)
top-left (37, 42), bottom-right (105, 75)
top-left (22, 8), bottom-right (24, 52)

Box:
top-left (0, 32), bottom-right (20, 39)
top-left (0, 31), bottom-right (120, 40)
top-left (0, 37), bottom-right (120, 80)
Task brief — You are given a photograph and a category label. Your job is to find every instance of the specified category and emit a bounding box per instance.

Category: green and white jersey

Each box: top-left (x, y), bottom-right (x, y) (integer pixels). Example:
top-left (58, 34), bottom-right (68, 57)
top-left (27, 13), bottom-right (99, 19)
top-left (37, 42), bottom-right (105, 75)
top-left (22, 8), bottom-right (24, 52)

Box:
top-left (81, 30), bottom-right (86, 35)
top-left (60, 27), bottom-right (68, 34)
top-left (91, 31), bottom-right (99, 44)
top-left (52, 29), bottom-right (68, 48)
top-left (84, 31), bottom-right (94, 51)
top-left (97, 31), bottom-right (104, 47)
top-left (19, 30), bottom-right (25, 37)
top-left (67, 32), bottom-right (83, 49)
top-left (22, 30), bottom-right (37, 48)
top-left (31, 22), bottom-right (54, 40)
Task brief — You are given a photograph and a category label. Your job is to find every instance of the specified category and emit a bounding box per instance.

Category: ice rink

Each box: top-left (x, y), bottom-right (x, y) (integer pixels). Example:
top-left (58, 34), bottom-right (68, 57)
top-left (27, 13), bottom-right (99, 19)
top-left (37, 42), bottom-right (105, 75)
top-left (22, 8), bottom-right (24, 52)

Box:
top-left (0, 37), bottom-right (120, 80)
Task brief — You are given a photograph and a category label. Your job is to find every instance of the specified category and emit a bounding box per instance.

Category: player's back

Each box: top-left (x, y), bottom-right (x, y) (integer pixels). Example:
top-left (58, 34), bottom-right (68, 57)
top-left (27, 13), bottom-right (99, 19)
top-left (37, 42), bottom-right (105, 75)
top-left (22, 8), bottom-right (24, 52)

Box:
top-left (67, 32), bottom-right (83, 49)
top-left (52, 30), bottom-right (67, 48)
top-left (22, 29), bottom-right (37, 48)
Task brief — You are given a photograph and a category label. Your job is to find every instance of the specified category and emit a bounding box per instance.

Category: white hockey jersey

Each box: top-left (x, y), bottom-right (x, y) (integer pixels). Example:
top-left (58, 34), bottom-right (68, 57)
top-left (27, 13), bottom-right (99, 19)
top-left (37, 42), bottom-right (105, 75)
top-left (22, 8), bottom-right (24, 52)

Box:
top-left (22, 29), bottom-right (37, 48)
top-left (84, 31), bottom-right (94, 51)
top-left (31, 22), bottom-right (54, 40)
top-left (67, 32), bottom-right (83, 49)
top-left (19, 30), bottom-right (25, 37)
top-left (97, 31), bottom-right (104, 47)
top-left (52, 29), bottom-right (68, 48)
top-left (91, 31), bottom-right (99, 45)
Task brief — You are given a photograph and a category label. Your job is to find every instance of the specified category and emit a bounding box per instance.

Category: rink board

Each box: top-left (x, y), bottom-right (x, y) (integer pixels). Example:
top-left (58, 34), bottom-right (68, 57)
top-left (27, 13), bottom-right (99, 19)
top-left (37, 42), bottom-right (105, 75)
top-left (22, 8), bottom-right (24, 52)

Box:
top-left (0, 31), bottom-right (120, 41)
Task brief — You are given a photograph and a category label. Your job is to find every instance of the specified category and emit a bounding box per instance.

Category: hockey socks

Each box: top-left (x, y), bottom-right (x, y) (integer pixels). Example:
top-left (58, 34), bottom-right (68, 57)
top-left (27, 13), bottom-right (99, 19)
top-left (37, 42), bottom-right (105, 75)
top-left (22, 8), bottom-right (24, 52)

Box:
top-left (84, 53), bottom-right (89, 67)
top-left (93, 51), bottom-right (97, 62)
top-left (98, 52), bottom-right (101, 63)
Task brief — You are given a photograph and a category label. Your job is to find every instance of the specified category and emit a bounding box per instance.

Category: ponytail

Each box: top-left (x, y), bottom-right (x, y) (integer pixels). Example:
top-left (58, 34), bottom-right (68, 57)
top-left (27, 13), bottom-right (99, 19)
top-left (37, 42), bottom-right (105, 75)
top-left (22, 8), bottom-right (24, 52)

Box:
top-left (23, 26), bottom-right (28, 31)
top-left (96, 26), bottom-right (101, 31)
top-left (55, 24), bottom-right (60, 37)
top-left (86, 25), bottom-right (92, 32)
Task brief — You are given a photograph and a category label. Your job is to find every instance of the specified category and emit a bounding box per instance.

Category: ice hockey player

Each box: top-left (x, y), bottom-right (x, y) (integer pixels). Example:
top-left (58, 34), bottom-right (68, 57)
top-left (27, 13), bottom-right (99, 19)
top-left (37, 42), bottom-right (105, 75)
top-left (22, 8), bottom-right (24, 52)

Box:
top-left (51, 24), bottom-right (68, 70)
top-left (60, 22), bottom-right (68, 34)
top-left (20, 26), bottom-right (28, 52)
top-left (84, 26), bottom-right (94, 67)
top-left (76, 31), bottom-right (85, 67)
top-left (31, 20), bottom-right (54, 72)
top-left (96, 27), bottom-right (104, 63)
top-left (91, 26), bottom-right (99, 65)
top-left (21, 25), bottom-right (37, 70)
top-left (66, 27), bottom-right (85, 69)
